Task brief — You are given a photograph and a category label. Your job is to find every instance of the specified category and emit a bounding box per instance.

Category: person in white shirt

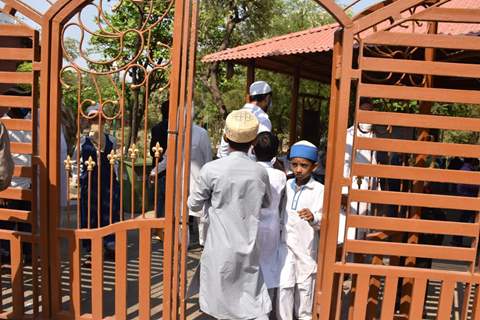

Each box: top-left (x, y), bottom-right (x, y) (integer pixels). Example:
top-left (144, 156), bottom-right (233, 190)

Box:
top-left (253, 131), bottom-right (286, 301)
top-left (339, 99), bottom-right (377, 243)
top-left (217, 80), bottom-right (273, 158)
top-left (188, 123), bottom-right (212, 246)
top-left (277, 140), bottom-right (324, 320)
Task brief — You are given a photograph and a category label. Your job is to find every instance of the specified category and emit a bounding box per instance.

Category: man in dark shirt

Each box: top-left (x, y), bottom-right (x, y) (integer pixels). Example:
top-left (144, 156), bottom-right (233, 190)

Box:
top-left (149, 100), bottom-right (169, 219)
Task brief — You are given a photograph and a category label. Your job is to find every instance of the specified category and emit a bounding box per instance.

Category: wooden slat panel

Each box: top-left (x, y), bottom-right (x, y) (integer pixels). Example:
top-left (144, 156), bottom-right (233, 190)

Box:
top-left (138, 228), bottom-right (151, 319)
top-left (411, 7), bottom-right (480, 23)
top-left (362, 57), bottom-right (480, 79)
top-left (409, 278), bottom-right (427, 319)
top-left (350, 189), bottom-right (480, 211)
top-left (359, 83), bottom-right (480, 105)
top-left (0, 208), bottom-right (31, 222)
top-left (0, 95), bottom-right (32, 108)
top-left (357, 110), bottom-right (480, 132)
top-left (437, 281), bottom-right (455, 319)
top-left (355, 137), bottom-right (480, 159)
top-left (353, 163), bottom-right (480, 186)
top-left (10, 238), bottom-right (24, 317)
top-left (0, 24), bottom-right (34, 37)
top-left (70, 237), bottom-right (81, 318)
top-left (91, 237), bottom-right (103, 319)
top-left (115, 230), bottom-right (127, 319)
top-left (10, 142), bottom-right (32, 154)
top-left (0, 187), bottom-right (32, 201)
top-left (353, 274), bottom-right (370, 320)
top-left (364, 31), bottom-right (480, 51)
top-left (380, 276), bottom-right (398, 320)
top-left (13, 165), bottom-right (32, 178)
top-left (0, 48), bottom-right (32, 60)
top-left (332, 263), bottom-right (480, 283)
top-left (1, 118), bottom-right (33, 131)
top-left (348, 215), bottom-right (479, 237)
top-left (0, 72), bottom-right (32, 84)
top-left (345, 240), bottom-right (476, 262)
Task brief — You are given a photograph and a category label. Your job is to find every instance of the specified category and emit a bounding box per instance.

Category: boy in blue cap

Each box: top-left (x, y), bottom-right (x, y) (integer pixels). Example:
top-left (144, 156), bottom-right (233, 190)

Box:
top-left (277, 140), bottom-right (324, 320)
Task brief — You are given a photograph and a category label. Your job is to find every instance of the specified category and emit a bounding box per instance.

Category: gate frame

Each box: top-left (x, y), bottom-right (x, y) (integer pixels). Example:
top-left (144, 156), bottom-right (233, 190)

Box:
top-left (2, 0), bottom-right (197, 318)
top-left (312, 0), bottom-right (480, 319)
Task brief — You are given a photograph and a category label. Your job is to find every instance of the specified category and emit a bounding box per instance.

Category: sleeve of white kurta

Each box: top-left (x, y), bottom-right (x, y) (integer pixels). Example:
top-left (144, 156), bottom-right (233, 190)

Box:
top-left (188, 166), bottom-right (212, 214)
top-left (257, 114), bottom-right (272, 133)
top-left (202, 130), bottom-right (213, 163)
top-left (261, 170), bottom-right (272, 209)
top-left (309, 186), bottom-right (324, 230)
top-left (216, 135), bottom-right (230, 158)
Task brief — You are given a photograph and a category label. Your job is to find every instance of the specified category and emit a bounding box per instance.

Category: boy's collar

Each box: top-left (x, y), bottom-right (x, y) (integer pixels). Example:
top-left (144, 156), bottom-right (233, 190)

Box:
top-left (290, 176), bottom-right (315, 190)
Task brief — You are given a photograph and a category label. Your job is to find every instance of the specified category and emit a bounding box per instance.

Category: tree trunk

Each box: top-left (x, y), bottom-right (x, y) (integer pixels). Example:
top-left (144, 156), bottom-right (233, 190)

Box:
top-left (202, 8), bottom-right (244, 109)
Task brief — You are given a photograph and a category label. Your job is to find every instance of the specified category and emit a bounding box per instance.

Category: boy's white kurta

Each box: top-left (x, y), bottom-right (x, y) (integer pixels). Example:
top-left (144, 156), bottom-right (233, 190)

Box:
top-left (257, 161), bottom-right (286, 289)
top-left (279, 177), bottom-right (324, 288)
top-left (188, 151), bottom-right (272, 319)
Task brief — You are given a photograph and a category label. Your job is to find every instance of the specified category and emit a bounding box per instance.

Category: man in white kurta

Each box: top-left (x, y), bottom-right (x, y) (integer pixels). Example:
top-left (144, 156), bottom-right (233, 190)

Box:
top-left (278, 141), bottom-right (324, 320)
top-left (217, 81), bottom-right (273, 158)
top-left (254, 132), bottom-right (286, 296)
top-left (188, 110), bottom-right (272, 320)
top-left (189, 124), bottom-right (212, 245)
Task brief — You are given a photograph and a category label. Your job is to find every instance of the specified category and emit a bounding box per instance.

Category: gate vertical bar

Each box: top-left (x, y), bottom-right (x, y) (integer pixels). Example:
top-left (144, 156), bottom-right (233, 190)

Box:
top-left (180, 0), bottom-right (200, 318)
top-left (314, 28), bottom-right (342, 318)
top-left (316, 27), bottom-right (355, 320)
top-left (172, 0), bottom-right (193, 316)
top-left (164, 0), bottom-right (188, 317)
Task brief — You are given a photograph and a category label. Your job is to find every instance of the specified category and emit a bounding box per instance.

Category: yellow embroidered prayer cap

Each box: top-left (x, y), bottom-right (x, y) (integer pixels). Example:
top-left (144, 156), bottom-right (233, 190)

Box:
top-left (225, 110), bottom-right (259, 143)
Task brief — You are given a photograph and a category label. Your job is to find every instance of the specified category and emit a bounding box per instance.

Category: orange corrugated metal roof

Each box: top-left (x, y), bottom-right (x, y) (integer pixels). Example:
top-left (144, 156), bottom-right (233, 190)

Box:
top-left (202, 0), bottom-right (480, 64)
top-left (202, 23), bottom-right (338, 63)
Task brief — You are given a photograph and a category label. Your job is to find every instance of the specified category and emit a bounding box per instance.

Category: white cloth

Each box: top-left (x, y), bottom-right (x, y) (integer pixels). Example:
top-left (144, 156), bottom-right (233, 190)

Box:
top-left (339, 125), bottom-right (376, 243)
top-left (257, 161), bottom-right (286, 289)
top-left (189, 125), bottom-right (212, 246)
top-left (189, 125), bottom-right (212, 217)
top-left (2, 114), bottom-right (31, 189)
top-left (188, 151), bottom-right (272, 319)
top-left (279, 177), bottom-right (323, 289)
top-left (277, 274), bottom-right (315, 320)
top-left (60, 128), bottom-right (68, 207)
top-left (217, 103), bottom-right (272, 158)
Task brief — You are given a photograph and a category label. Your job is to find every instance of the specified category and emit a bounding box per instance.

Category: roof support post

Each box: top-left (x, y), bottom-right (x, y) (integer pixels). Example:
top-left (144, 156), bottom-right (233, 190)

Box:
top-left (290, 68), bottom-right (300, 146)
top-left (246, 60), bottom-right (255, 102)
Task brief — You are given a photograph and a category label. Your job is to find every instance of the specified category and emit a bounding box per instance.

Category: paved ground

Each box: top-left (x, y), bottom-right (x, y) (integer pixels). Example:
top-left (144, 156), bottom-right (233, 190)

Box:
top-left (0, 225), bottom-right (476, 319)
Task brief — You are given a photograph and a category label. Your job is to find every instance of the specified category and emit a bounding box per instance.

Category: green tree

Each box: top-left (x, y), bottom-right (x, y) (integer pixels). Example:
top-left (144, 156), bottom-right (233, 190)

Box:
top-left (84, 1), bottom-right (174, 152)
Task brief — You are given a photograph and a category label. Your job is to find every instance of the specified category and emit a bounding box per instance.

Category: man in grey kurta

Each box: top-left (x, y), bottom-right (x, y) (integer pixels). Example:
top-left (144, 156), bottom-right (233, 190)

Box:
top-left (188, 110), bottom-right (272, 320)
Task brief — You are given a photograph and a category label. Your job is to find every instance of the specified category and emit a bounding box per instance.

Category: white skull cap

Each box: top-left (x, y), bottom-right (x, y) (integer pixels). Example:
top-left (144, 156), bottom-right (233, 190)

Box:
top-left (249, 81), bottom-right (272, 96)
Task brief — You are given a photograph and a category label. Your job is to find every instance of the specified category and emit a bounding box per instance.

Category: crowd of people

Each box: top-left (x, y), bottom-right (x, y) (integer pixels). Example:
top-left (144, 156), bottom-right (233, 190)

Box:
top-left (188, 81), bottom-right (324, 320)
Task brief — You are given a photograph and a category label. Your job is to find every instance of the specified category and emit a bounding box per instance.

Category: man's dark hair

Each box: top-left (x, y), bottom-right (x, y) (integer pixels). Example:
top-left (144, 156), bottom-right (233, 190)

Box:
top-left (225, 137), bottom-right (252, 153)
top-left (254, 132), bottom-right (278, 162)
top-left (250, 93), bottom-right (270, 103)
top-left (161, 100), bottom-right (169, 120)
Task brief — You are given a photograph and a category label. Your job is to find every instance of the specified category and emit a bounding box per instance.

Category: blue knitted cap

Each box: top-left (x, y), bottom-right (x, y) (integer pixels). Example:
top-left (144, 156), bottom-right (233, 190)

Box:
top-left (290, 140), bottom-right (318, 162)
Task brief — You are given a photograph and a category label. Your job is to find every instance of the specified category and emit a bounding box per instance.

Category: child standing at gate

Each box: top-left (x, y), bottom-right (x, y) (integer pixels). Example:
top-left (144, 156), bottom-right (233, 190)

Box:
top-left (254, 132), bottom-right (286, 300)
top-left (277, 140), bottom-right (324, 320)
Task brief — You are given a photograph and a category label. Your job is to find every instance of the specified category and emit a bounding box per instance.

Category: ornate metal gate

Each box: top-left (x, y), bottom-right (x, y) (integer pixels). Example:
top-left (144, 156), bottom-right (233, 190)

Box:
top-left (315, 1), bottom-right (480, 319)
top-left (0, 0), bottom-right (197, 318)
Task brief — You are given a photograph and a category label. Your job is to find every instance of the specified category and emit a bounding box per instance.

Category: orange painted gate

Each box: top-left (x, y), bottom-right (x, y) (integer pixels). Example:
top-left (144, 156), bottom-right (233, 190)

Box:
top-left (314, 1), bottom-right (480, 319)
top-left (0, 0), bottom-right (198, 318)
top-left (1, 0), bottom-right (480, 319)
